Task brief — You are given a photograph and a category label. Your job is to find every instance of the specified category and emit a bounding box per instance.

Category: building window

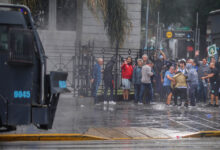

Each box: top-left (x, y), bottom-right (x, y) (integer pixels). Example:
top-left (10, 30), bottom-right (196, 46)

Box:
top-left (56, 0), bottom-right (77, 31)
top-left (35, 0), bottom-right (49, 29)
top-left (0, 25), bottom-right (8, 51)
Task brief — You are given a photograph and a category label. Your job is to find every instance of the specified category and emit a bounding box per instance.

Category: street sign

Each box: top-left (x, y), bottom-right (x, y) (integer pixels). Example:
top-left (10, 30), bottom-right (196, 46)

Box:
top-left (173, 31), bottom-right (193, 39)
top-left (208, 44), bottom-right (217, 56)
top-left (163, 30), bottom-right (193, 39)
top-left (175, 27), bottom-right (191, 31)
top-left (166, 31), bottom-right (173, 39)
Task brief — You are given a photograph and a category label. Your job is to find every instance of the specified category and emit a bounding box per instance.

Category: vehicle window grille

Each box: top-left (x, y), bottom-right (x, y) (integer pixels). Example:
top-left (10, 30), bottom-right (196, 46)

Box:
top-left (8, 28), bottom-right (34, 65)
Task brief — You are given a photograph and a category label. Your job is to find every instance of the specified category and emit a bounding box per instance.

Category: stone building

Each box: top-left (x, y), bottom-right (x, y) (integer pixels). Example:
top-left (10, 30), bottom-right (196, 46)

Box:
top-left (36, 0), bottom-right (142, 55)
top-left (38, 0), bottom-right (141, 86)
top-left (3, 0), bottom-right (142, 92)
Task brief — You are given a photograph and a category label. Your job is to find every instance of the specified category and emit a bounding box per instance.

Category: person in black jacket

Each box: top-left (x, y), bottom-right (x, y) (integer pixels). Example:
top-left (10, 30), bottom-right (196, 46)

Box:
top-left (103, 56), bottom-right (116, 105)
top-left (202, 62), bottom-right (219, 107)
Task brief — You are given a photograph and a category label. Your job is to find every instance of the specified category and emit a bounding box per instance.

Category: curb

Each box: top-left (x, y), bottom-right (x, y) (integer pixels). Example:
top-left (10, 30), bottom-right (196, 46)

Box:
top-left (1, 131), bottom-right (220, 142)
top-left (0, 133), bottom-right (109, 142)
top-left (183, 131), bottom-right (220, 138)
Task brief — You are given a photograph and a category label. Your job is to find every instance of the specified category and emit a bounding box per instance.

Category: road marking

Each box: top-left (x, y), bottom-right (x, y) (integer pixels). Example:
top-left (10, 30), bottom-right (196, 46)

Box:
top-left (184, 117), bottom-right (220, 130)
top-left (169, 115), bottom-right (220, 131)
top-left (168, 118), bottom-right (200, 132)
top-left (187, 114), bottom-right (220, 126)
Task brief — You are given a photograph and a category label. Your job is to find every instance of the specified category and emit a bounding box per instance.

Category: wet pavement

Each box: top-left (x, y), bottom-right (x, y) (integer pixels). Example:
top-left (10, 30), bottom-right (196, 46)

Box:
top-left (1, 94), bottom-right (220, 135)
top-left (1, 138), bottom-right (220, 150)
top-left (1, 94), bottom-right (220, 149)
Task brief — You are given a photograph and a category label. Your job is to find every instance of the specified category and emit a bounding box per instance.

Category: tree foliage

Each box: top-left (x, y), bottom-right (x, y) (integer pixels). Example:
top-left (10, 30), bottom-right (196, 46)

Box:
top-left (87, 0), bottom-right (132, 47)
top-left (12, 0), bottom-right (48, 29)
top-left (12, 0), bottom-right (40, 15)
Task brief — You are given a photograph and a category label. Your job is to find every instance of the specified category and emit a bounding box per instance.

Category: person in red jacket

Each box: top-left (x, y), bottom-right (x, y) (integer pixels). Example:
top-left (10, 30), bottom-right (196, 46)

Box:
top-left (121, 56), bottom-right (133, 100)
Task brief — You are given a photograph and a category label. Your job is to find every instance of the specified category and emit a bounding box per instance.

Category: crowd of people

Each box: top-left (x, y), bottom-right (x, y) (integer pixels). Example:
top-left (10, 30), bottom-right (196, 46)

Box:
top-left (91, 50), bottom-right (220, 107)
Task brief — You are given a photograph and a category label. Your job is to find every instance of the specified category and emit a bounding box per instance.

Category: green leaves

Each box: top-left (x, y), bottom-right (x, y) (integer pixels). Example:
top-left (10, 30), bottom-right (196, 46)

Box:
top-left (12, 0), bottom-right (39, 14)
top-left (87, 0), bottom-right (132, 47)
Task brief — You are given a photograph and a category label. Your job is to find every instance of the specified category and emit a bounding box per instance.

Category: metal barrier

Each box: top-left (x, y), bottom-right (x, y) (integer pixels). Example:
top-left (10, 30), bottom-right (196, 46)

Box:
top-left (46, 41), bottom-right (142, 98)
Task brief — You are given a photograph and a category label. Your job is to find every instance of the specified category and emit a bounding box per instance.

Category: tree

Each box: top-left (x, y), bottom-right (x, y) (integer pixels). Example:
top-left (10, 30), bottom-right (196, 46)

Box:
top-left (12, 0), bottom-right (39, 15)
top-left (87, 0), bottom-right (132, 47)
top-left (87, 0), bottom-right (132, 100)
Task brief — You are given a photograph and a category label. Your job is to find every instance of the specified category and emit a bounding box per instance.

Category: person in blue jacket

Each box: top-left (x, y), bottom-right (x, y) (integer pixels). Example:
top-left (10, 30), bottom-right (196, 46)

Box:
top-left (91, 58), bottom-right (103, 104)
top-left (186, 63), bottom-right (198, 106)
top-left (132, 59), bottom-right (143, 104)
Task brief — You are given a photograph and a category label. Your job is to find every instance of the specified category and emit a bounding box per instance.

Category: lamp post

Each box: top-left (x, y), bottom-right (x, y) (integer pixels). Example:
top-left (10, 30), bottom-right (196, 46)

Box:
top-left (144, 0), bottom-right (150, 54)
top-left (114, 40), bottom-right (119, 101)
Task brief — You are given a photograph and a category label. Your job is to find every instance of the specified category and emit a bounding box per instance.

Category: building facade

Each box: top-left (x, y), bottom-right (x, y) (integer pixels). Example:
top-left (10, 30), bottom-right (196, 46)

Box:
top-left (5, 0), bottom-right (142, 91)
top-left (38, 0), bottom-right (142, 55)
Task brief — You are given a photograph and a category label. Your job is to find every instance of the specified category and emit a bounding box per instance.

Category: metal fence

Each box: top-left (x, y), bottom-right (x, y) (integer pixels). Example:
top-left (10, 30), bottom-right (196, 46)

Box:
top-left (46, 41), bottom-right (142, 97)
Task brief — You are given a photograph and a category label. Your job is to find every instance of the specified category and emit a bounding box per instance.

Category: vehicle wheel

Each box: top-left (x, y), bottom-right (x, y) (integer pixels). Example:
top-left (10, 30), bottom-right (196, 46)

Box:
top-left (0, 117), bottom-right (2, 128)
top-left (6, 125), bottom-right (16, 131)
top-left (37, 124), bottom-right (49, 130)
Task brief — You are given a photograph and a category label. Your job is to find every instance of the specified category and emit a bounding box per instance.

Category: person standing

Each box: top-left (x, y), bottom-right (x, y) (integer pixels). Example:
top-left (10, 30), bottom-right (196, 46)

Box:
top-left (142, 54), bottom-right (148, 65)
top-left (141, 54), bottom-right (149, 102)
top-left (154, 50), bottom-right (166, 101)
top-left (172, 71), bottom-right (188, 107)
top-left (91, 58), bottom-right (103, 104)
top-left (195, 51), bottom-right (210, 103)
top-left (132, 59), bottom-right (143, 103)
top-left (121, 56), bottom-right (133, 101)
top-left (178, 59), bottom-right (187, 75)
top-left (149, 61), bottom-right (155, 102)
top-left (186, 63), bottom-right (198, 106)
top-left (202, 62), bottom-right (219, 107)
top-left (163, 66), bottom-right (175, 105)
top-left (103, 56), bottom-right (116, 105)
top-left (140, 61), bottom-right (154, 104)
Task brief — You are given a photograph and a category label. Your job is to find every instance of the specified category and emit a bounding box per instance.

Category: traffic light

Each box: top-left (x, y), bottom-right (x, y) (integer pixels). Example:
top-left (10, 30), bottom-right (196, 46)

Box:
top-left (186, 40), bottom-right (194, 52)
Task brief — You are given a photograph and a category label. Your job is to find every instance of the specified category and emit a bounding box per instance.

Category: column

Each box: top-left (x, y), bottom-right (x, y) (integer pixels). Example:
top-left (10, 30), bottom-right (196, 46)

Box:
top-left (48, 0), bottom-right (57, 30)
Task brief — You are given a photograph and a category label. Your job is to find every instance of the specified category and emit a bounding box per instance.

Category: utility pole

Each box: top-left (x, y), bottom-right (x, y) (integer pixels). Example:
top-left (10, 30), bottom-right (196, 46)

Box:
top-left (114, 40), bottom-right (119, 101)
top-left (195, 12), bottom-right (200, 52)
top-left (144, 0), bottom-right (150, 53)
top-left (156, 11), bottom-right (160, 50)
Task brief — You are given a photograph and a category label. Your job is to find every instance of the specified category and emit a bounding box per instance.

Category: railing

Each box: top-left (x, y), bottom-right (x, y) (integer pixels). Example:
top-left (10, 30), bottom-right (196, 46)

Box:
top-left (45, 41), bottom-right (142, 97)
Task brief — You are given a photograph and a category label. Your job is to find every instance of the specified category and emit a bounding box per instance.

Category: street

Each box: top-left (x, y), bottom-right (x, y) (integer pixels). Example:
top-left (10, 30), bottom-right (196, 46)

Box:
top-left (1, 0), bottom-right (220, 149)
top-left (1, 138), bottom-right (220, 150)
top-left (2, 94), bottom-right (220, 135)
top-left (1, 94), bottom-right (220, 149)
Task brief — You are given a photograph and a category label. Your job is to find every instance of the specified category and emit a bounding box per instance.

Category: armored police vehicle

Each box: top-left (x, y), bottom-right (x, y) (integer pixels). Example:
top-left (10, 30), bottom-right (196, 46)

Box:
top-left (0, 4), bottom-right (68, 130)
